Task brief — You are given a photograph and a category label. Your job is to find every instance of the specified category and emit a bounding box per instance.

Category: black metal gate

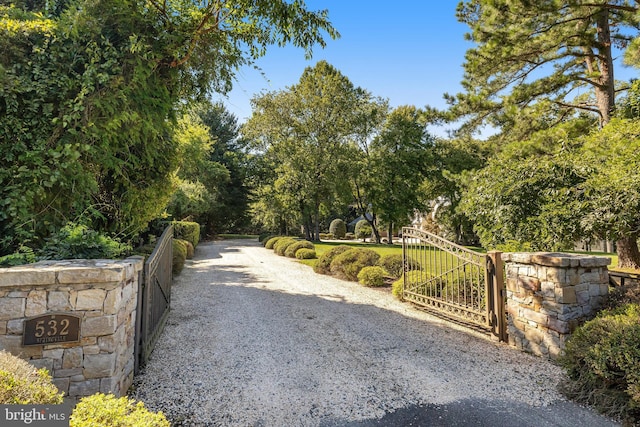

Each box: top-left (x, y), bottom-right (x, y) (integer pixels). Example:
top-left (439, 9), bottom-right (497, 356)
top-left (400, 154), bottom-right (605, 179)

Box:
top-left (135, 225), bottom-right (173, 373)
top-left (402, 227), bottom-right (507, 342)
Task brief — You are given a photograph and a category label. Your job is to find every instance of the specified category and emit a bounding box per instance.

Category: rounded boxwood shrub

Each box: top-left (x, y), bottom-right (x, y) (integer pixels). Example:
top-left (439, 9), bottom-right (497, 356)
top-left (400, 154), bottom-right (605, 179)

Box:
top-left (377, 254), bottom-right (404, 279)
top-left (284, 240), bottom-right (315, 258)
top-left (264, 236), bottom-right (284, 250)
top-left (354, 220), bottom-right (372, 241)
top-left (274, 238), bottom-right (297, 256)
top-left (329, 219), bottom-right (347, 239)
top-left (172, 221), bottom-right (200, 248)
top-left (559, 304), bottom-right (640, 424)
top-left (330, 248), bottom-right (380, 281)
top-left (295, 248), bottom-right (317, 260)
top-left (392, 270), bottom-right (426, 300)
top-left (319, 233), bottom-right (333, 240)
top-left (258, 233), bottom-right (274, 244)
top-left (358, 266), bottom-right (387, 287)
top-left (172, 238), bottom-right (188, 274)
top-left (314, 245), bottom-right (353, 274)
top-left (0, 350), bottom-right (64, 404)
top-left (70, 393), bottom-right (169, 427)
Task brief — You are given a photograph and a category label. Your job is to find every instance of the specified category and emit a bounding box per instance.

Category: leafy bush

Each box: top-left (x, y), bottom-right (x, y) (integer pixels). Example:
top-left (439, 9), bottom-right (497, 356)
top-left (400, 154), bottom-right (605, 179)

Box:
top-left (329, 219), bottom-right (347, 239)
top-left (0, 350), bottom-right (63, 404)
top-left (358, 266), bottom-right (387, 287)
top-left (70, 393), bottom-right (169, 427)
top-left (265, 236), bottom-right (284, 250)
top-left (295, 249), bottom-right (317, 260)
top-left (0, 246), bottom-right (36, 267)
top-left (354, 220), bottom-right (372, 241)
top-left (314, 245), bottom-right (353, 274)
top-left (392, 271), bottom-right (426, 300)
top-left (319, 233), bottom-right (333, 240)
top-left (172, 221), bottom-right (200, 248)
top-left (172, 239), bottom-right (188, 274)
top-left (284, 240), bottom-right (315, 258)
top-left (184, 240), bottom-right (195, 259)
top-left (273, 238), bottom-right (297, 256)
top-left (330, 248), bottom-right (380, 281)
top-left (392, 276), bottom-right (404, 299)
top-left (38, 223), bottom-right (130, 260)
top-left (345, 232), bottom-right (355, 240)
top-left (258, 233), bottom-right (275, 244)
top-left (559, 304), bottom-right (640, 424)
top-left (377, 254), bottom-right (404, 278)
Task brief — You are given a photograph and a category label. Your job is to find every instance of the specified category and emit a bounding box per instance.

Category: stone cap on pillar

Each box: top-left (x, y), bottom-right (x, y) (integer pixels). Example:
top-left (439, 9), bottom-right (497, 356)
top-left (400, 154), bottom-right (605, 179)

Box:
top-left (502, 252), bottom-right (611, 268)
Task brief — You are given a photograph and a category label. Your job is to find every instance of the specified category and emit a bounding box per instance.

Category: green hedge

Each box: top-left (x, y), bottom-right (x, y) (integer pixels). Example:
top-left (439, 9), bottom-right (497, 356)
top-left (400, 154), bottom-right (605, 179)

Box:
top-left (265, 236), bottom-right (284, 250)
top-left (284, 241), bottom-right (315, 258)
top-left (273, 238), bottom-right (297, 256)
top-left (0, 351), bottom-right (64, 404)
top-left (358, 266), bottom-right (387, 287)
top-left (172, 239), bottom-right (188, 274)
top-left (330, 248), bottom-right (380, 281)
top-left (295, 248), bottom-right (317, 260)
top-left (172, 221), bottom-right (200, 248)
top-left (314, 245), bottom-right (352, 274)
top-left (70, 393), bottom-right (169, 427)
top-left (560, 304), bottom-right (640, 424)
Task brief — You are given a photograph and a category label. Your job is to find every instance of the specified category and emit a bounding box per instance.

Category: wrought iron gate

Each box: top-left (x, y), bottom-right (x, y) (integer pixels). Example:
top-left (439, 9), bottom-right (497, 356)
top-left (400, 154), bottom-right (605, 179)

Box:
top-left (402, 227), bottom-right (507, 342)
top-left (135, 225), bottom-right (173, 372)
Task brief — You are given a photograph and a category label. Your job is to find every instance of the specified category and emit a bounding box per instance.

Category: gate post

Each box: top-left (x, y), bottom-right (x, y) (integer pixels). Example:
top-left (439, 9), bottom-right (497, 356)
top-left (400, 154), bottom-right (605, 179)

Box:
top-left (486, 251), bottom-right (507, 342)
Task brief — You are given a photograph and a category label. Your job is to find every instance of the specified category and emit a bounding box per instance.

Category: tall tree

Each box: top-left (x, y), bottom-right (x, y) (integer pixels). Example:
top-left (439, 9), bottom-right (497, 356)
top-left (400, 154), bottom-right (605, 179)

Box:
top-left (368, 106), bottom-right (435, 243)
top-left (243, 61), bottom-right (358, 240)
top-left (449, 0), bottom-right (639, 138)
top-left (196, 103), bottom-right (251, 233)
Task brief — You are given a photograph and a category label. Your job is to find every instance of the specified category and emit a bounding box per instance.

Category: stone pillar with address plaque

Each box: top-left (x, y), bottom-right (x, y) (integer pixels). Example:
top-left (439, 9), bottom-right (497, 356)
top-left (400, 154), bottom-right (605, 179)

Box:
top-left (0, 257), bottom-right (143, 398)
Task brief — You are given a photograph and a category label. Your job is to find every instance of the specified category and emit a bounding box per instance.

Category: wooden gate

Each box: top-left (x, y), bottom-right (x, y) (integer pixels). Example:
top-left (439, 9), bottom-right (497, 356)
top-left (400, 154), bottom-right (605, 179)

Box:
top-left (135, 224), bottom-right (173, 373)
top-left (402, 227), bottom-right (507, 342)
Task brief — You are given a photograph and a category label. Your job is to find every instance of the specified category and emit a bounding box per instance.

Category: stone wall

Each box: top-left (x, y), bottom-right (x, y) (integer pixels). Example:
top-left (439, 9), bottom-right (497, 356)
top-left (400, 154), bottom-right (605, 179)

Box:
top-left (503, 252), bottom-right (610, 359)
top-left (0, 257), bottom-right (143, 398)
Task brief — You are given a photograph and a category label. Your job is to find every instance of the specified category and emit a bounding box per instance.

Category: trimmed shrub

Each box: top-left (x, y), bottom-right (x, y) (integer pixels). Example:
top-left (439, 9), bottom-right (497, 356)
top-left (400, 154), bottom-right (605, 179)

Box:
top-left (0, 350), bottom-right (64, 404)
top-left (284, 240), bottom-right (315, 258)
top-left (392, 270), bottom-right (426, 300)
top-left (345, 232), bottom-right (355, 240)
top-left (258, 233), bottom-right (273, 243)
top-left (295, 249), bottom-right (317, 260)
top-left (70, 393), bottom-right (169, 427)
top-left (377, 254), bottom-right (404, 279)
top-left (329, 219), bottom-right (347, 239)
top-left (172, 239), bottom-right (188, 274)
top-left (330, 248), bottom-right (380, 281)
top-left (172, 221), bottom-right (200, 248)
top-left (265, 236), bottom-right (284, 250)
top-left (559, 304), bottom-right (640, 424)
top-left (319, 233), bottom-right (333, 240)
top-left (274, 238), bottom-right (297, 256)
top-left (358, 266), bottom-right (387, 287)
top-left (314, 245), bottom-right (353, 274)
top-left (354, 220), bottom-right (372, 241)
top-left (38, 223), bottom-right (130, 260)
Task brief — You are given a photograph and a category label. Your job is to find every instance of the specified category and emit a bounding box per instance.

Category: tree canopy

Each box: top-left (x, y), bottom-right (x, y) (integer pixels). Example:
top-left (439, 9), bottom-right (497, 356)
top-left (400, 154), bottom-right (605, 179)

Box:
top-left (449, 0), bottom-right (639, 139)
top-left (0, 0), bottom-right (337, 254)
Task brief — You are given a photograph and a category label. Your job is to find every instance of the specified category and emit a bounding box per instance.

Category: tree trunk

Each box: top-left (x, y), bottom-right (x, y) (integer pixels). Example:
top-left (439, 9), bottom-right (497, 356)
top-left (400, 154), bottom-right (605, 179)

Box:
top-left (367, 214), bottom-right (381, 244)
top-left (314, 203), bottom-right (321, 242)
top-left (387, 222), bottom-right (394, 244)
top-left (616, 234), bottom-right (640, 270)
top-left (595, 9), bottom-right (615, 127)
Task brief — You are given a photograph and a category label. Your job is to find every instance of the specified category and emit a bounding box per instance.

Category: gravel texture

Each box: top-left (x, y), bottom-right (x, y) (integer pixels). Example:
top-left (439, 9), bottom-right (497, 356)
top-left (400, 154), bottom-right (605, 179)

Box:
top-left (131, 239), bottom-right (618, 426)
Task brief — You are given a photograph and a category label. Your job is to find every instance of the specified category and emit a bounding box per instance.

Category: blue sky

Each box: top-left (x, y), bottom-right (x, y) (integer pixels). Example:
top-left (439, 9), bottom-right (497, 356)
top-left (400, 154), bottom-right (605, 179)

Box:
top-left (214, 2), bottom-right (471, 126)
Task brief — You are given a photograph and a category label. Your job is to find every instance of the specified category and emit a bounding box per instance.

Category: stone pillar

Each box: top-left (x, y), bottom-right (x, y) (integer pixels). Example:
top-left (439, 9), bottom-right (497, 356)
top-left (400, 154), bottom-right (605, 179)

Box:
top-left (0, 257), bottom-right (143, 398)
top-left (502, 252), bottom-right (610, 359)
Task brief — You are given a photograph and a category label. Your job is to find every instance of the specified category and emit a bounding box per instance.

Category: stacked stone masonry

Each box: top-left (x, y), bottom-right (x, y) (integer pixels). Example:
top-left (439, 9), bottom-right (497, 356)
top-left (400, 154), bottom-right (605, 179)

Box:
top-left (502, 252), bottom-right (610, 359)
top-left (0, 257), bottom-right (143, 398)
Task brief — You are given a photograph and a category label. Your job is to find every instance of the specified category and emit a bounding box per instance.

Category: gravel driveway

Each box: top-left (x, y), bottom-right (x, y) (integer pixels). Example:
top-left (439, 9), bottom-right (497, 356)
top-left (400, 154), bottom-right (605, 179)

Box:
top-left (131, 239), bottom-right (618, 426)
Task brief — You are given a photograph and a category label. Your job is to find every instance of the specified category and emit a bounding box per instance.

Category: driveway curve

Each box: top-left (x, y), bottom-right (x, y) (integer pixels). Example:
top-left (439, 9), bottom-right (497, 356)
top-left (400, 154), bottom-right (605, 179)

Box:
top-left (131, 239), bottom-right (618, 427)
